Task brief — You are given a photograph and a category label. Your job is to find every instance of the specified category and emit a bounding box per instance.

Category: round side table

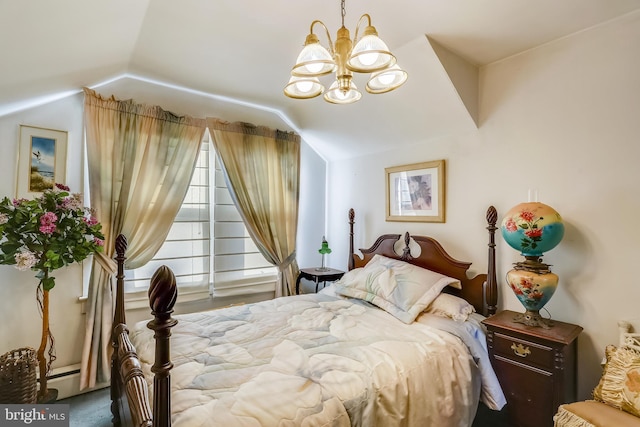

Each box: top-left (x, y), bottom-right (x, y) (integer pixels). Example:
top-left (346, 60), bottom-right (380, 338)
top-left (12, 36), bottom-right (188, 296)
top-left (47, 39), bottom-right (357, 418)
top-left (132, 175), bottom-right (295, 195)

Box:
top-left (295, 267), bottom-right (345, 294)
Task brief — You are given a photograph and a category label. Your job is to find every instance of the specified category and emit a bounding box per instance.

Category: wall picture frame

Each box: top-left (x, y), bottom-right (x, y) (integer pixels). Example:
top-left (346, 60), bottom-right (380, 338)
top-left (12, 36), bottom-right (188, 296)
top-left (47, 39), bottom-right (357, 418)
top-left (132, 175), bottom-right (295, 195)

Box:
top-left (385, 159), bottom-right (446, 223)
top-left (16, 125), bottom-right (68, 199)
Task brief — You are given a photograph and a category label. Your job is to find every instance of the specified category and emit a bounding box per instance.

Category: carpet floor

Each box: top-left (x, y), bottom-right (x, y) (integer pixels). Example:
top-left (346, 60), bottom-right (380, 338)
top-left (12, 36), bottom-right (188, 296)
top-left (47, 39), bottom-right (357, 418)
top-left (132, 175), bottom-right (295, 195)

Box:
top-left (59, 387), bottom-right (112, 427)
top-left (59, 387), bottom-right (506, 426)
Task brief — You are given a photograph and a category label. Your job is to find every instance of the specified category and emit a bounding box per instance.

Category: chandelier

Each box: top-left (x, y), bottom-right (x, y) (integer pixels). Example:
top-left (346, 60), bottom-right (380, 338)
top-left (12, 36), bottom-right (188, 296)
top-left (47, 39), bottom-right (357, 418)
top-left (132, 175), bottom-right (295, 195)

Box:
top-left (284, 0), bottom-right (408, 104)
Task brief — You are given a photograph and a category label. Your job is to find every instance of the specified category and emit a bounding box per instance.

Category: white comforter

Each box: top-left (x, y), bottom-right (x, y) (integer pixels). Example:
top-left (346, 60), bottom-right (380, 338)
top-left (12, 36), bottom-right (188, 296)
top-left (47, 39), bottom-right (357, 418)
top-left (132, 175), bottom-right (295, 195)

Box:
top-left (130, 292), bottom-right (504, 427)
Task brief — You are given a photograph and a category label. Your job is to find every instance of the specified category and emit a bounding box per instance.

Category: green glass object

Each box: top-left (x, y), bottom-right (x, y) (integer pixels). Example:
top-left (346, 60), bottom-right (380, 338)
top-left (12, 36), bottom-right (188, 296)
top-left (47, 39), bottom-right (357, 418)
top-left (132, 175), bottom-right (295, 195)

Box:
top-left (317, 236), bottom-right (331, 271)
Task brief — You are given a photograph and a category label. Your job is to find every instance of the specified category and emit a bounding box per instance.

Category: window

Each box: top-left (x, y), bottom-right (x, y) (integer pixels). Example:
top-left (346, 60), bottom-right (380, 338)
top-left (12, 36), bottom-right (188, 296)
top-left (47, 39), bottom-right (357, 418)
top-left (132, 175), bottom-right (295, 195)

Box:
top-left (124, 131), bottom-right (276, 298)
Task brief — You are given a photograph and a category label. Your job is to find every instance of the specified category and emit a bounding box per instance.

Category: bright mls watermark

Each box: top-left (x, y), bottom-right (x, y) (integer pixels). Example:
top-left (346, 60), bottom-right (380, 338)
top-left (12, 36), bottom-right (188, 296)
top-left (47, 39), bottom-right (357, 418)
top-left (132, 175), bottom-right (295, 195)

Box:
top-left (0, 405), bottom-right (69, 426)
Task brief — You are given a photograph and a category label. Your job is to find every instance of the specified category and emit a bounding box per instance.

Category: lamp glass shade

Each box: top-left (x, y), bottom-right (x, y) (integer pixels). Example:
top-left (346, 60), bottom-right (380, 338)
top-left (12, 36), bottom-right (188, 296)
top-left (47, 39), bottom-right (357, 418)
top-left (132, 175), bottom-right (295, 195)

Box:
top-left (347, 33), bottom-right (396, 72)
top-left (291, 42), bottom-right (336, 77)
top-left (501, 202), bottom-right (564, 257)
top-left (366, 64), bottom-right (408, 94)
top-left (324, 80), bottom-right (362, 104)
top-left (284, 76), bottom-right (324, 99)
top-left (318, 237), bottom-right (332, 254)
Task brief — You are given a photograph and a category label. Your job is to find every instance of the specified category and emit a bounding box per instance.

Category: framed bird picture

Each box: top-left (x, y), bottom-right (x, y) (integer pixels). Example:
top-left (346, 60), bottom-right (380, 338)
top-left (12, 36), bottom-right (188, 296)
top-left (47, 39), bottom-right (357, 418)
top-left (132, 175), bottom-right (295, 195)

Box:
top-left (16, 125), bottom-right (68, 199)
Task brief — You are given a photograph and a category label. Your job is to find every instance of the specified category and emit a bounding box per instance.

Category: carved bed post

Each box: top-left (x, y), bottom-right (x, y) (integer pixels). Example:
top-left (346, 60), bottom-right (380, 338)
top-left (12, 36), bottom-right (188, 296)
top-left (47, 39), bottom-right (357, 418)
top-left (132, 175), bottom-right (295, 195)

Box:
top-left (147, 266), bottom-right (178, 427)
top-left (111, 234), bottom-right (154, 427)
top-left (111, 234), bottom-right (128, 425)
top-left (486, 206), bottom-right (498, 316)
top-left (348, 208), bottom-right (355, 271)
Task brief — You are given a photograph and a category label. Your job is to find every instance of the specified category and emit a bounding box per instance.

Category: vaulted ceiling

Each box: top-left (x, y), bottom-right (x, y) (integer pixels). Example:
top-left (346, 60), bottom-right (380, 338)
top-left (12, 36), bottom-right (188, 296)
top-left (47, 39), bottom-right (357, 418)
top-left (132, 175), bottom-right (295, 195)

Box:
top-left (1, 0), bottom-right (639, 160)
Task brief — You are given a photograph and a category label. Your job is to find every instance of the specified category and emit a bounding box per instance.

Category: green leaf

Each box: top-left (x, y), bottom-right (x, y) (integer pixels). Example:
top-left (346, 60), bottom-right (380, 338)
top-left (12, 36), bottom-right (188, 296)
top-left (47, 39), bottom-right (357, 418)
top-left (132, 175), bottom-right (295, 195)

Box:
top-left (42, 277), bottom-right (56, 291)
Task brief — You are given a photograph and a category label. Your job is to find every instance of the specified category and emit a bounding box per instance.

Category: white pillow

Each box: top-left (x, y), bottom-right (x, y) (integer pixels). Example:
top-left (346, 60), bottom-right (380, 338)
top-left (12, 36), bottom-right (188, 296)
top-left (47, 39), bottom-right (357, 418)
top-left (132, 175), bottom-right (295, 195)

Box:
top-left (333, 254), bottom-right (461, 323)
top-left (424, 293), bottom-right (475, 322)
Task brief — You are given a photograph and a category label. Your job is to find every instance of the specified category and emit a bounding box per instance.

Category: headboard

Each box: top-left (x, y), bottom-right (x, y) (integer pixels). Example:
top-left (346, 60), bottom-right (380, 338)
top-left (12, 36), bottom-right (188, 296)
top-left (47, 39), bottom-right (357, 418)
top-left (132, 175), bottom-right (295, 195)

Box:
top-left (347, 206), bottom-right (498, 316)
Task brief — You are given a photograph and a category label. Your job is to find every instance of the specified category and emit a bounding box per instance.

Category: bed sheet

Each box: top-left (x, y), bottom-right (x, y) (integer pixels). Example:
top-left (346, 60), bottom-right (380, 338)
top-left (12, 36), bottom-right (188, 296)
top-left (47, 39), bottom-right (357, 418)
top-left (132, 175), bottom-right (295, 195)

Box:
top-left (130, 293), bottom-right (493, 427)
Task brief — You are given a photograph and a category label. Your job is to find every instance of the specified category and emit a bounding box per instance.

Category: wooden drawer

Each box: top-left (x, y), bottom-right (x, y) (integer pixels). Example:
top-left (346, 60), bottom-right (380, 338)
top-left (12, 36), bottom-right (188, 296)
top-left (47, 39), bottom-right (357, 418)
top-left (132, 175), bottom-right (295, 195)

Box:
top-left (492, 331), bottom-right (554, 371)
top-left (492, 356), bottom-right (555, 427)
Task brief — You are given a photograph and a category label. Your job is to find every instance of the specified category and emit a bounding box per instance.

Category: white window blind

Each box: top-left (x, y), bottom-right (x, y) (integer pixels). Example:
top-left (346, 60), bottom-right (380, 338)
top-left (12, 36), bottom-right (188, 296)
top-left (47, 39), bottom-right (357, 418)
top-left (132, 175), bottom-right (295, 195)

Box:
top-left (213, 161), bottom-right (277, 297)
top-left (124, 131), bottom-right (276, 297)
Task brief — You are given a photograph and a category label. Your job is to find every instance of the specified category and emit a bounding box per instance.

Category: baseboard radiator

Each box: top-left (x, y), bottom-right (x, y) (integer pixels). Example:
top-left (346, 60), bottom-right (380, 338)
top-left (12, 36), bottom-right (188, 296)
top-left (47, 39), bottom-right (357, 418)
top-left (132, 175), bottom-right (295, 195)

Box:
top-left (44, 363), bottom-right (108, 400)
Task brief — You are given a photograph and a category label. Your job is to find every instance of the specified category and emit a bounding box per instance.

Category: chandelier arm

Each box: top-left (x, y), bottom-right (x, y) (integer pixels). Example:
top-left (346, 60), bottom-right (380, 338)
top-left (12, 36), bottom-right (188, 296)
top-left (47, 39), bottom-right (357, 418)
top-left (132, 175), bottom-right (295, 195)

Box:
top-left (310, 20), bottom-right (336, 56)
top-left (353, 14), bottom-right (372, 43)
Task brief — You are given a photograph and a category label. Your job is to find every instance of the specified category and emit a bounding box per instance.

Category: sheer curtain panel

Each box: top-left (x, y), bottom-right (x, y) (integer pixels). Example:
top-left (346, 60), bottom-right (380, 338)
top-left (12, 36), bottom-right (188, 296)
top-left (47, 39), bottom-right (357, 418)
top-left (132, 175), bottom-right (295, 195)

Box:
top-left (80, 88), bottom-right (206, 389)
top-left (207, 119), bottom-right (301, 297)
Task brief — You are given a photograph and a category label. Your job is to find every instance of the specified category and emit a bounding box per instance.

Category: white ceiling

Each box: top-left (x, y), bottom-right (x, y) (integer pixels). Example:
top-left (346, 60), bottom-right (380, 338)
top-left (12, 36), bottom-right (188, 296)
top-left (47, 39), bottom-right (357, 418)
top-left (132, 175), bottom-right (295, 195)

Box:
top-left (1, 0), bottom-right (639, 160)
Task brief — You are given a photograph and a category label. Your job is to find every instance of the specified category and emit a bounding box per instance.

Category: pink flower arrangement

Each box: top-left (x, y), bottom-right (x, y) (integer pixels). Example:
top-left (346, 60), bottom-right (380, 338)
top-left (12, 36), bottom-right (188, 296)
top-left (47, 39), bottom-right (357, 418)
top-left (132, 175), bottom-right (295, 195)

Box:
top-left (39, 212), bottom-right (58, 235)
top-left (0, 183), bottom-right (104, 291)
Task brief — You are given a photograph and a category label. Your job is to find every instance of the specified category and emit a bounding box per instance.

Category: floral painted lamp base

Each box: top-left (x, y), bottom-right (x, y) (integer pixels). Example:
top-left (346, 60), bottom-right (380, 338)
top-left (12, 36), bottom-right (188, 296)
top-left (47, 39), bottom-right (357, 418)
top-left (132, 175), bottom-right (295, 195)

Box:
top-left (506, 257), bottom-right (558, 329)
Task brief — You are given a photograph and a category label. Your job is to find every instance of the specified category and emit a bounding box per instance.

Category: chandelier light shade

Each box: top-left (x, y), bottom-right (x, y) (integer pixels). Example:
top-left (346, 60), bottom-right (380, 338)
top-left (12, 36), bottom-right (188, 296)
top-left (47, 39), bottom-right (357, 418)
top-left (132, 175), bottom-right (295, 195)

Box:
top-left (346, 24), bottom-right (396, 73)
top-left (366, 64), bottom-right (408, 94)
top-left (284, 76), bottom-right (325, 99)
top-left (284, 0), bottom-right (407, 104)
top-left (291, 33), bottom-right (336, 77)
top-left (500, 200), bottom-right (565, 328)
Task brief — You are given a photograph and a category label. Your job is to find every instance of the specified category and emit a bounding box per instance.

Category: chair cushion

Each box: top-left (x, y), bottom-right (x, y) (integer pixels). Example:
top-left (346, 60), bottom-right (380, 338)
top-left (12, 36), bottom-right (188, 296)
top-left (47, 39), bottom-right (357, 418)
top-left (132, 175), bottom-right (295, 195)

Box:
top-left (593, 344), bottom-right (640, 417)
top-left (555, 401), bottom-right (640, 427)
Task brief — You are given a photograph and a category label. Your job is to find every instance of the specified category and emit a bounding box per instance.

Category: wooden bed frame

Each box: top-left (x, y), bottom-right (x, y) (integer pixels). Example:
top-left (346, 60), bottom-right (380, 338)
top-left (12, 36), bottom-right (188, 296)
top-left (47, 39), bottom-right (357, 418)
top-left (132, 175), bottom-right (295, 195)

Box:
top-left (110, 206), bottom-right (499, 427)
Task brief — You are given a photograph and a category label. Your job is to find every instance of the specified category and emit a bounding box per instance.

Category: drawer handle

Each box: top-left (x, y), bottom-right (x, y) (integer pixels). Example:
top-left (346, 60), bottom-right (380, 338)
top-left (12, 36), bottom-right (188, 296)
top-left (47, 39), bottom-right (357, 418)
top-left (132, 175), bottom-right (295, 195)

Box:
top-left (511, 343), bottom-right (531, 358)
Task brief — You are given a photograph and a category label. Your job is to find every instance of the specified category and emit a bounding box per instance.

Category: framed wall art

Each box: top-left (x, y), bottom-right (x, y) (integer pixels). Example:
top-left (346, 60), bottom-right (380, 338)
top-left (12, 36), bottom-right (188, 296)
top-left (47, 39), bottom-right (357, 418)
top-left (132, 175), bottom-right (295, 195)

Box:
top-left (385, 159), bottom-right (446, 223)
top-left (16, 125), bottom-right (68, 199)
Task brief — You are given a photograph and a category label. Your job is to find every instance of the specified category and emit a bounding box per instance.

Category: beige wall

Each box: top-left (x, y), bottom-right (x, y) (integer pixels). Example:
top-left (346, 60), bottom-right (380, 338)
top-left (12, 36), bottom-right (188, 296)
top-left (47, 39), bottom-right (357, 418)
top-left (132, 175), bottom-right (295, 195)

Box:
top-left (325, 12), bottom-right (640, 400)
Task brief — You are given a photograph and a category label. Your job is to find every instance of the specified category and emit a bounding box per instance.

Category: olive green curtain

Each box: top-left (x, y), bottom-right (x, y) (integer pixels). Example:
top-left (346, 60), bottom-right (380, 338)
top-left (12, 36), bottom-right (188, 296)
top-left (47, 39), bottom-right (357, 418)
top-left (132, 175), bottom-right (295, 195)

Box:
top-left (207, 118), bottom-right (301, 297)
top-left (80, 88), bottom-right (206, 389)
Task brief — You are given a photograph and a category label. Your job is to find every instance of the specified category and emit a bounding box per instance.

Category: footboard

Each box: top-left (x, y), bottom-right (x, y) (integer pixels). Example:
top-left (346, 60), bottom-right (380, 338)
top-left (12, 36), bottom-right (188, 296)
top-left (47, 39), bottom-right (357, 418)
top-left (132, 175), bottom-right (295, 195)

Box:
top-left (111, 235), bottom-right (177, 427)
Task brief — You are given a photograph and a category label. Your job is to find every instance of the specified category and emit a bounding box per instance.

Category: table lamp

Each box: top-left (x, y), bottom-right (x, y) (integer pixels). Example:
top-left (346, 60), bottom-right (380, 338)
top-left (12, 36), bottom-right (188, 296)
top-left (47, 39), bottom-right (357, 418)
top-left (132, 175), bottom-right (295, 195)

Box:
top-left (501, 199), bottom-right (564, 328)
top-left (317, 236), bottom-right (332, 271)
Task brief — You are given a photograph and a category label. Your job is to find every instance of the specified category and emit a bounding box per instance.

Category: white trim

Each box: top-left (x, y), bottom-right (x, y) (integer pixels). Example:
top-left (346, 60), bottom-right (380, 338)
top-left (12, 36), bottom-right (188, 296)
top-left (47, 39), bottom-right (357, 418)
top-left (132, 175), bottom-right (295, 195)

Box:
top-left (125, 288), bottom-right (213, 310)
top-left (213, 283), bottom-right (276, 298)
top-left (44, 363), bottom-right (109, 400)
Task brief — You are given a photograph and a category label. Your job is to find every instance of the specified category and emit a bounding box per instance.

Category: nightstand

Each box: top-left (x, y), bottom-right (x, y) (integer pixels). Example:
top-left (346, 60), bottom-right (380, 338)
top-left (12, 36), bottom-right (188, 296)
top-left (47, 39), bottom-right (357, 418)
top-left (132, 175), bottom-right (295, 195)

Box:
top-left (295, 267), bottom-right (345, 295)
top-left (482, 310), bottom-right (583, 427)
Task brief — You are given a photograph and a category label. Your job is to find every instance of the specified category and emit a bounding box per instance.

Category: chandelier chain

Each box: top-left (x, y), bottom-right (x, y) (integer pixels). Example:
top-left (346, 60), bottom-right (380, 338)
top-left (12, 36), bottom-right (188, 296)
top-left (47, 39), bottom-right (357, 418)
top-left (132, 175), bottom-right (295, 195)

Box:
top-left (341, 0), bottom-right (346, 27)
